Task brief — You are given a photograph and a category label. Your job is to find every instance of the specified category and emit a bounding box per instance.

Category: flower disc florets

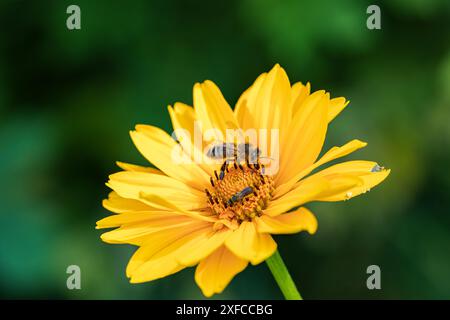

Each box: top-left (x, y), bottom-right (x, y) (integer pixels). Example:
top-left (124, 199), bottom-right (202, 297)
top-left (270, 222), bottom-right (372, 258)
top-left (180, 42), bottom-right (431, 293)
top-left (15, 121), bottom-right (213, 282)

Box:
top-left (206, 159), bottom-right (274, 227)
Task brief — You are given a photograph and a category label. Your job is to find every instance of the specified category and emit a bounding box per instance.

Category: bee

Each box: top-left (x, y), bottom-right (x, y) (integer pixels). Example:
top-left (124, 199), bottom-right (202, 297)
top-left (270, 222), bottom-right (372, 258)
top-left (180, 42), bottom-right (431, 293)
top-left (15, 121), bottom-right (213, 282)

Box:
top-left (227, 186), bottom-right (254, 206)
top-left (206, 142), bottom-right (261, 163)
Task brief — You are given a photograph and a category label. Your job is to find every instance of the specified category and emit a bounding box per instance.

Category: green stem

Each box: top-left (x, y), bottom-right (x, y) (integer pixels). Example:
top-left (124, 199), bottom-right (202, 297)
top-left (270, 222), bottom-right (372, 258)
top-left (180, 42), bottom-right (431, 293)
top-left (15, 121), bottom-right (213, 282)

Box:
top-left (265, 250), bottom-right (302, 300)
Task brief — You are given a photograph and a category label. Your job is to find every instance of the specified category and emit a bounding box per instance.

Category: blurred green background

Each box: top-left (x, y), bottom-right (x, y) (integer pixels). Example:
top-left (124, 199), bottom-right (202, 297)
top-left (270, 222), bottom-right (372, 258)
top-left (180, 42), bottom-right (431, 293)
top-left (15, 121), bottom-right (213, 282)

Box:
top-left (1, 0), bottom-right (450, 299)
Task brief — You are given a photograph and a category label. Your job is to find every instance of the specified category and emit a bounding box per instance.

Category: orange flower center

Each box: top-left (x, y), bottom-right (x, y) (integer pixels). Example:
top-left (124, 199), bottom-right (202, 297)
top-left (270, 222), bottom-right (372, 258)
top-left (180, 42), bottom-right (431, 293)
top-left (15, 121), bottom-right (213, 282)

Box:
top-left (205, 160), bottom-right (274, 229)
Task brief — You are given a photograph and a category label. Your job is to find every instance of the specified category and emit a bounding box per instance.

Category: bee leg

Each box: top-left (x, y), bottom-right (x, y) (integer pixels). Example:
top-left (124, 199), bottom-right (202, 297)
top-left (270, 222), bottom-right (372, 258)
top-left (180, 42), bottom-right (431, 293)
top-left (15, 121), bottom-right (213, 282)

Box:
top-left (220, 160), bottom-right (227, 172)
top-left (245, 155), bottom-right (251, 168)
top-left (205, 189), bottom-right (213, 204)
top-left (219, 161), bottom-right (227, 180)
top-left (260, 175), bottom-right (265, 184)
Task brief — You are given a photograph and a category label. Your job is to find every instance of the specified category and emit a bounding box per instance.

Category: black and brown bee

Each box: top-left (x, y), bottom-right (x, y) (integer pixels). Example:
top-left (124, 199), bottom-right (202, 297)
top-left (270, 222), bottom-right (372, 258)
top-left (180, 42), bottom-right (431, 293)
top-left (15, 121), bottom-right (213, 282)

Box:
top-left (206, 142), bottom-right (261, 164)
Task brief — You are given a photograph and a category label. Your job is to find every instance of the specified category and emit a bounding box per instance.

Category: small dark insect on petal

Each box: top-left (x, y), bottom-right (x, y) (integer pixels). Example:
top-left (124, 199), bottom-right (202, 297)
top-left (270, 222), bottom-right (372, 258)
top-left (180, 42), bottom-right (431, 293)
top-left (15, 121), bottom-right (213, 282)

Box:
top-left (371, 164), bottom-right (384, 172)
top-left (240, 186), bottom-right (253, 197)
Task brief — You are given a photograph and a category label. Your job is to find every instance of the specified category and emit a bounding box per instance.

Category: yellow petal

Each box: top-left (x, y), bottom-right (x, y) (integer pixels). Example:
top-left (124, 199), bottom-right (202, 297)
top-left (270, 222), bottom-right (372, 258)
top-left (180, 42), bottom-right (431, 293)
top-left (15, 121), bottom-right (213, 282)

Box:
top-left (225, 221), bottom-right (277, 265)
top-left (100, 215), bottom-right (196, 245)
top-left (195, 246), bottom-right (248, 297)
top-left (265, 176), bottom-right (331, 217)
top-left (168, 103), bottom-right (215, 175)
top-left (126, 223), bottom-right (203, 277)
top-left (138, 193), bottom-right (217, 223)
top-left (252, 64), bottom-right (291, 133)
top-left (256, 207), bottom-right (318, 235)
top-left (107, 171), bottom-right (206, 211)
top-left (177, 229), bottom-right (232, 267)
top-left (328, 97), bottom-right (349, 122)
top-left (290, 82), bottom-right (311, 116)
top-left (127, 222), bottom-right (211, 281)
top-left (244, 65), bottom-right (291, 165)
top-left (308, 174), bottom-right (364, 200)
top-left (299, 160), bottom-right (391, 202)
top-left (130, 124), bottom-right (209, 190)
top-left (116, 161), bottom-right (163, 174)
top-left (234, 73), bottom-right (267, 130)
top-left (96, 211), bottom-right (185, 229)
top-left (292, 86), bottom-right (348, 124)
top-left (274, 139), bottom-right (367, 198)
top-left (291, 82), bottom-right (311, 117)
top-left (193, 80), bottom-right (238, 141)
top-left (102, 192), bottom-right (154, 213)
top-left (234, 65), bottom-right (291, 166)
top-left (167, 103), bottom-right (197, 149)
top-left (276, 91), bottom-right (329, 185)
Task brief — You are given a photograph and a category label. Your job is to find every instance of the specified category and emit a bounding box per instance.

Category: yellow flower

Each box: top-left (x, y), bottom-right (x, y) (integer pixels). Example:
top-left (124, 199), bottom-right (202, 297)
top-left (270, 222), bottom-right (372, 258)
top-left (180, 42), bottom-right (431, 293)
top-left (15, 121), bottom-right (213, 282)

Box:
top-left (96, 64), bottom-right (390, 297)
